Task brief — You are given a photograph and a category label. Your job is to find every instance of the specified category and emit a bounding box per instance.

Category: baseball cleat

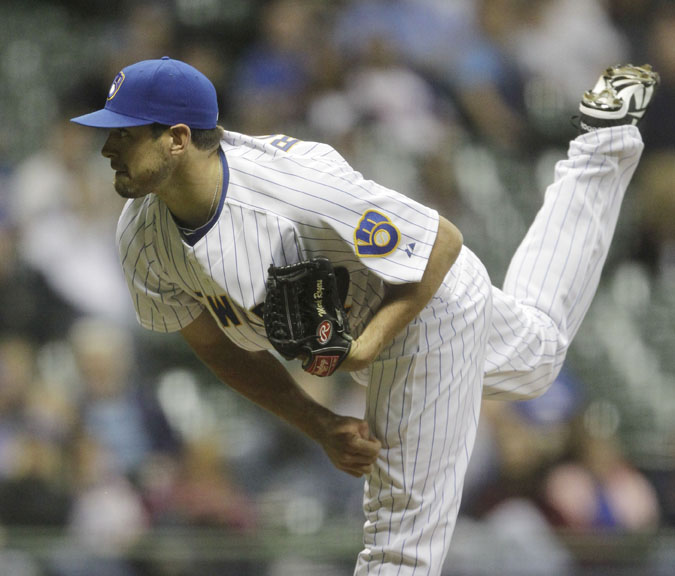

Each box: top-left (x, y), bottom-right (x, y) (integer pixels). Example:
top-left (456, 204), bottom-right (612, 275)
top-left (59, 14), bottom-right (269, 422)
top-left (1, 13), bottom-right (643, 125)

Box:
top-left (578, 64), bottom-right (660, 132)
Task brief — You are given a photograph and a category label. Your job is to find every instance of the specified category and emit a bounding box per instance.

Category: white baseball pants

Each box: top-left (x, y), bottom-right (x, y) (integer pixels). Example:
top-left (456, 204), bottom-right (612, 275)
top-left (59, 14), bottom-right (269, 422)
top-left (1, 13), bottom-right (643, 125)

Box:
top-left (354, 126), bottom-right (644, 575)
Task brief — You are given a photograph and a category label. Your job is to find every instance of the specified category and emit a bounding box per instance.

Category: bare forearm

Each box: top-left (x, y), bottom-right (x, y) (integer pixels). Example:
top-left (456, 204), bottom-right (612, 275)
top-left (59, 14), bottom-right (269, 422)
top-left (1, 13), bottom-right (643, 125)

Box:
top-left (208, 350), bottom-right (381, 476)
top-left (179, 311), bottom-right (330, 439)
top-left (180, 312), bottom-right (381, 476)
top-left (201, 346), bottom-right (335, 440)
top-left (353, 284), bottom-right (432, 362)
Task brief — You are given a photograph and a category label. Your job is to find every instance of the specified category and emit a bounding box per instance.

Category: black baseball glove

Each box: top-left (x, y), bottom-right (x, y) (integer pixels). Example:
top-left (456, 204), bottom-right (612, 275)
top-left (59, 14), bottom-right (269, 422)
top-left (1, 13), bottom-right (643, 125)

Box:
top-left (264, 257), bottom-right (352, 377)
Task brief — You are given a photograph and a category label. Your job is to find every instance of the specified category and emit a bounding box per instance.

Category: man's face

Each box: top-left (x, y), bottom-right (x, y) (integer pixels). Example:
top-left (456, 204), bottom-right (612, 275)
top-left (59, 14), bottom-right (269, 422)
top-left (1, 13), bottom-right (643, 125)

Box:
top-left (101, 125), bottom-right (172, 199)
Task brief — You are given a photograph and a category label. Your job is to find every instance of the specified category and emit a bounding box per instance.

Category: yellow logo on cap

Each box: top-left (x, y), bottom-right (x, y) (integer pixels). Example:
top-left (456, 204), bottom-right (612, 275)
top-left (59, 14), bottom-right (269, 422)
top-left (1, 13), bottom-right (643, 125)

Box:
top-left (107, 71), bottom-right (125, 101)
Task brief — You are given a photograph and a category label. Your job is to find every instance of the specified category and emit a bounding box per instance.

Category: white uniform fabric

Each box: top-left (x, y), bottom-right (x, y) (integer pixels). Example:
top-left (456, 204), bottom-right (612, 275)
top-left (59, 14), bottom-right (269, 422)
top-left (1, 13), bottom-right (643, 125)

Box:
top-left (359, 246), bottom-right (491, 574)
top-left (355, 125), bottom-right (643, 575)
top-left (483, 126), bottom-right (644, 400)
top-left (117, 125), bottom-right (643, 575)
top-left (117, 131), bottom-right (438, 350)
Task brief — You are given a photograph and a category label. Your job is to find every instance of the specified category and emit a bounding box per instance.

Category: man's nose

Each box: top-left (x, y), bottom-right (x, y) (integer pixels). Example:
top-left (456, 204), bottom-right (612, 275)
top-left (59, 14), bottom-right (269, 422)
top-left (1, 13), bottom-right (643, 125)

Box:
top-left (101, 136), bottom-right (115, 158)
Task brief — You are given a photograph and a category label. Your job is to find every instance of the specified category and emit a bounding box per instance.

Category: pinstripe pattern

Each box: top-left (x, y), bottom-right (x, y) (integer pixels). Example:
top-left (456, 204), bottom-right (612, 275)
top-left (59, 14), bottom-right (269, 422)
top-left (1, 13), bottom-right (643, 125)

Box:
top-left (351, 126), bottom-right (644, 575)
top-left (483, 125), bottom-right (644, 399)
top-left (117, 131), bottom-right (439, 347)
top-left (356, 248), bottom-right (490, 575)
top-left (115, 125), bottom-right (644, 575)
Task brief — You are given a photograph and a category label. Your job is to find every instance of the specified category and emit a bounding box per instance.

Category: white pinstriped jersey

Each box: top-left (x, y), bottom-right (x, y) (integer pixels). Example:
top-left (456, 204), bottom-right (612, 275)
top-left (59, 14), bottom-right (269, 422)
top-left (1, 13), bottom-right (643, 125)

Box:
top-left (116, 131), bottom-right (439, 350)
top-left (114, 123), bottom-right (645, 576)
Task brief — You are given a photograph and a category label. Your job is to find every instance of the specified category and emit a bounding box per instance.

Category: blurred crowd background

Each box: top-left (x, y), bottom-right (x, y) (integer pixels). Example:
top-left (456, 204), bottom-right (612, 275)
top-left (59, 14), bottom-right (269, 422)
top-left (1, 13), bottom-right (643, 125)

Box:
top-left (0, 0), bottom-right (674, 575)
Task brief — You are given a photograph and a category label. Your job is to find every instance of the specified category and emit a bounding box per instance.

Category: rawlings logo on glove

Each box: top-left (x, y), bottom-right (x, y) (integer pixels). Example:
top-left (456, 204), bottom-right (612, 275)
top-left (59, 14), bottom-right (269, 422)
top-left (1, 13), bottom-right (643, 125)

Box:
top-left (263, 257), bottom-right (352, 377)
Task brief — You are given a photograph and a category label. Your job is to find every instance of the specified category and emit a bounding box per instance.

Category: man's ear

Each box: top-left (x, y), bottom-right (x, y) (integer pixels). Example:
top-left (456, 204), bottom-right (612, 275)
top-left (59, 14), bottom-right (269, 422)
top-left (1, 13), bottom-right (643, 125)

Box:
top-left (168, 124), bottom-right (191, 155)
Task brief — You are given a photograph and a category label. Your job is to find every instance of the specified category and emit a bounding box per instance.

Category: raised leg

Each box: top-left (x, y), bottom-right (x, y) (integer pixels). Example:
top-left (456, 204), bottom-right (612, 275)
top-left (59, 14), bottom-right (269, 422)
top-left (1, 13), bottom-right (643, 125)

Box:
top-left (483, 125), bottom-right (644, 399)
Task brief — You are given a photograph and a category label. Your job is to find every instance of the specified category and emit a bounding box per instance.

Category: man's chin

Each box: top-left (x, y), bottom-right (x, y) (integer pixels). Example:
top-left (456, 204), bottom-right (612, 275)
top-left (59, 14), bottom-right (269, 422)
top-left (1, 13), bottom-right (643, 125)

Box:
top-left (114, 185), bottom-right (138, 199)
top-left (113, 175), bottom-right (140, 199)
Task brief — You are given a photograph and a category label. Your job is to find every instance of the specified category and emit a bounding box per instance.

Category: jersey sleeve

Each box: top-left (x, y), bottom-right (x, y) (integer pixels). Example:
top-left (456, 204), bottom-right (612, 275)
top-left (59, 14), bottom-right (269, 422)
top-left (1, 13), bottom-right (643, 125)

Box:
top-left (116, 200), bottom-right (204, 333)
top-left (222, 132), bottom-right (441, 286)
top-left (280, 144), bottom-right (440, 284)
top-left (339, 175), bottom-right (439, 284)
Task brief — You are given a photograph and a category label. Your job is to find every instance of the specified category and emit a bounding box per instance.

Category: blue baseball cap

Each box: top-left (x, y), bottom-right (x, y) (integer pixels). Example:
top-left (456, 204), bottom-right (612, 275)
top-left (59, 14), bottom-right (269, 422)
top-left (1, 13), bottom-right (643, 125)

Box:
top-left (71, 57), bottom-right (218, 129)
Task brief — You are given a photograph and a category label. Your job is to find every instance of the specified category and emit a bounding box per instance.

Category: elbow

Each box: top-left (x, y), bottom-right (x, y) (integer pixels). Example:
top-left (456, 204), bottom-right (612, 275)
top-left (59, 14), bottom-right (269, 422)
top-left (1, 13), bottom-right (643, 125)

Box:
top-left (439, 216), bottom-right (463, 264)
top-left (450, 220), bottom-right (463, 256)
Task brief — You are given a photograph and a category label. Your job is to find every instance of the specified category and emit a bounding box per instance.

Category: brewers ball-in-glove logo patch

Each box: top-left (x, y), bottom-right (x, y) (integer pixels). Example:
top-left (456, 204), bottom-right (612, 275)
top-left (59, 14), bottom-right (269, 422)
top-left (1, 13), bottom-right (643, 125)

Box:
top-left (107, 71), bottom-right (125, 101)
top-left (354, 210), bottom-right (400, 257)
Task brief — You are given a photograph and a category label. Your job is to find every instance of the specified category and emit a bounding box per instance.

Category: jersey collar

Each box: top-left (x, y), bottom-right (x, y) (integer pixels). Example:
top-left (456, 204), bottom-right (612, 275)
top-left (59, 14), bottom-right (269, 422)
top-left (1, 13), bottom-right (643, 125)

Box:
top-left (178, 147), bottom-right (229, 246)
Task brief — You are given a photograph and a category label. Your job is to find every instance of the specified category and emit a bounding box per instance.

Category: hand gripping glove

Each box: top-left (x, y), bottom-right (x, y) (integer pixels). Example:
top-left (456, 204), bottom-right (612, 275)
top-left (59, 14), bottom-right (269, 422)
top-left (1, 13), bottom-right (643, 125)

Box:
top-left (264, 257), bottom-right (352, 377)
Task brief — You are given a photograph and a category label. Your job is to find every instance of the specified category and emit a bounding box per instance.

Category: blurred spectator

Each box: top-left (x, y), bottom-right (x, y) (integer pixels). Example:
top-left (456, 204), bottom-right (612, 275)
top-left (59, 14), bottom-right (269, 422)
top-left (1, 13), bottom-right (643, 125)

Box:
top-left (639, 1), bottom-right (675, 151)
top-left (333, 0), bottom-right (472, 69)
top-left (230, 0), bottom-right (321, 133)
top-left (9, 115), bottom-right (132, 323)
top-left (310, 31), bottom-right (453, 193)
top-left (511, 0), bottom-right (629, 109)
top-left (50, 432), bottom-right (148, 576)
top-left (0, 208), bottom-right (79, 344)
top-left (465, 369), bottom-right (661, 533)
top-left (448, 0), bottom-right (535, 152)
top-left (135, 436), bottom-right (259, 575)
top-left (158, 437), bottom-right (256, 530)
top-left (0, 336), bottom-right (72, 527)
top-left (633, 153), bottom-right (675, 279)
top-left (69, 316), bottom-right (180, 479)
top-left (606, 0), bottom-right (657, 62)
top-left (462, 399), bottom-right (566, 519)
top-left (344, 35), bottom-right (446, 155)
top-left (542, 426), bottom-right (661, 531)
top-left (67, 433), bottom-right (149, 545)
top-left (333, 0), bottom-right (535, 152)
top-left (0, 336), bottom-right (44, 480)
top-left (104, 2), bottom-right (177, 78)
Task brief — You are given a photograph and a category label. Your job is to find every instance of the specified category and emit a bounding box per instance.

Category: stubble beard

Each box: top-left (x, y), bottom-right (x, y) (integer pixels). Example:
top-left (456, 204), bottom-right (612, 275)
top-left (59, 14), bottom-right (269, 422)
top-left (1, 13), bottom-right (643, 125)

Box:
top-left (113, 154), bottom-right (172, 199)
top-left (113, 173), bottom-right (138, 199)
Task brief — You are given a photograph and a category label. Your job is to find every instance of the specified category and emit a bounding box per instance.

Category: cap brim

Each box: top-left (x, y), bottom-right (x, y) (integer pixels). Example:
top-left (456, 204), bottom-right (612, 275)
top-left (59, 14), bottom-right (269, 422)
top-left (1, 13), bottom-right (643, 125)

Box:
top-left (70, 108), bottom-right (154, 128)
